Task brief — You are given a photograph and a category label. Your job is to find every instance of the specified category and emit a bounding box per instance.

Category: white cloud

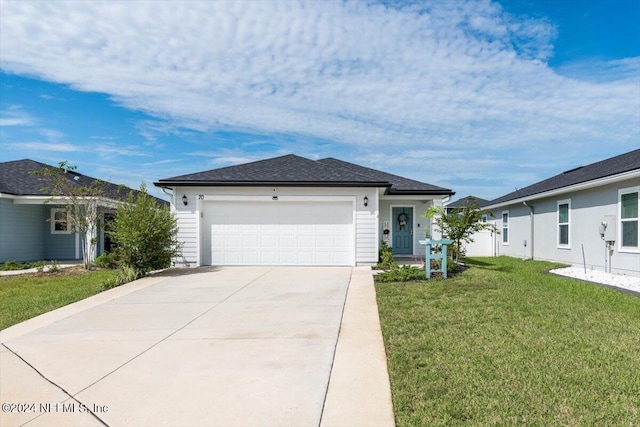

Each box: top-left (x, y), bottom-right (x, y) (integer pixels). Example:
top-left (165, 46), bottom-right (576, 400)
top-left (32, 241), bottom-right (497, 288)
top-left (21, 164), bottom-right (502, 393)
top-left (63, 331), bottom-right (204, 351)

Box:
top-left (0, 0), bottom-right (637, 199)
top-left (11, 142), bottom-right (80, 152)
top-left (95, 144), bottom-right (151, 157)
top-left (0, 118), bottom-right (30, 126)
top-left (0, 106), bottom-right (34, 126)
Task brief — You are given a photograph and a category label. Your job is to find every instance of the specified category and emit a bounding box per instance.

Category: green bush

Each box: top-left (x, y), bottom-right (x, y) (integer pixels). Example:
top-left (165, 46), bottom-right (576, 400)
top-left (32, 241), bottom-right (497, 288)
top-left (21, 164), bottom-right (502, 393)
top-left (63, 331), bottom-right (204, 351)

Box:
top-left (47, 260), bottom-right (60, 273)
top-left (0, 260), bottom-right (63, 273)
top-left (377, 240), bottom-right (397, 270)
top-left (94, 252), bottom-right (119, 269)
top-left (447, 258), bottom-right (459, 274)
top-left (108, 184), bottom-right (181, 277)
top-left (34, 260), bottom-right (46, 273)
top-left (0, 260), bottom-right (34, 271)
top-left (102, 265), bottom-right (140, 290)
top-left (375, 265), bottom-right (426, 283)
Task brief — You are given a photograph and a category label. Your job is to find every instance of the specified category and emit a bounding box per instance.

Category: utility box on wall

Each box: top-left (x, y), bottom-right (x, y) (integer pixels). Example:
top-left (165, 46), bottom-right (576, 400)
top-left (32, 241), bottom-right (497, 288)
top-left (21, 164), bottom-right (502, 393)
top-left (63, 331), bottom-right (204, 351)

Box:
top-left (602, 215), bottom-right (617, 242)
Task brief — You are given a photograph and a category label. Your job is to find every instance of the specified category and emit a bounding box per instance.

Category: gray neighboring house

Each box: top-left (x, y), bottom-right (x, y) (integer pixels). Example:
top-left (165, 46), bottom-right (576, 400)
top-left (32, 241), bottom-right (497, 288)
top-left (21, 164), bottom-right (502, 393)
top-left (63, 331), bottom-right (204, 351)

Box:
top-left (484, 149), bottom-right (640, 277)
top-left (154, 154), bottom-right (454, 267)
top-left (445, 195), bottom-right (491, 215)
top-left (0, 159), bottom-right (163, 264)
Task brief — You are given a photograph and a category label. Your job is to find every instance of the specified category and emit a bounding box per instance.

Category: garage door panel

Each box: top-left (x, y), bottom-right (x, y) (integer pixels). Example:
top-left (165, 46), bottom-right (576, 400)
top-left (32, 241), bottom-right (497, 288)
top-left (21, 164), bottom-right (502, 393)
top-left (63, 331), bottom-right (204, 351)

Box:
top-left (297, 235), bottom-right (315, 248)
top-left (204, 201), bottom-right (354, 266)
top-left (279, 251), bottom-right (296, 264)
top-left (316, 235), bottom-right (332, 248)
top-left (260, 235), bottom-right (278, 248)
top-left (242, 234), bottom-right (260, 247)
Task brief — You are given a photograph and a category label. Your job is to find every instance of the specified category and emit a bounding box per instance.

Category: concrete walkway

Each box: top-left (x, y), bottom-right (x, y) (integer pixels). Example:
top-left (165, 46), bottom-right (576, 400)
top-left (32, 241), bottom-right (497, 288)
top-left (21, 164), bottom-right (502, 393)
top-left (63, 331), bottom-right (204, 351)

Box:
top-left (0, 266), bottom-right (394, 427)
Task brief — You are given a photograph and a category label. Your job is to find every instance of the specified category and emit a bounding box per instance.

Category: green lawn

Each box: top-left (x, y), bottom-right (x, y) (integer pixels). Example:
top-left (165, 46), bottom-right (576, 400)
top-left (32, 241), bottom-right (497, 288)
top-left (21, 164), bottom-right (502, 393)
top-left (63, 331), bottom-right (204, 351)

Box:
top-left (0, 269), bottom-right (116, 330)
top-left (376, 256), bottom-right (640, 426)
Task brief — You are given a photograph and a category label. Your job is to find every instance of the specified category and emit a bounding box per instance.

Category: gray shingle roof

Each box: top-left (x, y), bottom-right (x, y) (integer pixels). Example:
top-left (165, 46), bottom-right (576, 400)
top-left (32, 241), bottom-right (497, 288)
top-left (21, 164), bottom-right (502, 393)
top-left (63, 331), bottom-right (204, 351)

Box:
top-left (0, 159), bottom-right (167, 205)
top-left (446, 196), bottom-right (490, 209)
top-left (488, 149), bottom-right (640, 206)
top-left (317, 158), bottom-right (452, 194)
top-left (155, 154), bottom-right (453, 196)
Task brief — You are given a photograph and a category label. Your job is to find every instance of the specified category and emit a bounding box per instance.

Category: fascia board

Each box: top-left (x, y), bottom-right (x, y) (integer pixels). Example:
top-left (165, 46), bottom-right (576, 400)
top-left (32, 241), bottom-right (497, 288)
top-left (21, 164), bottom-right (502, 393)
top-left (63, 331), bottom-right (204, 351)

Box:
top-left (3, 193), bottom-right (122, 207)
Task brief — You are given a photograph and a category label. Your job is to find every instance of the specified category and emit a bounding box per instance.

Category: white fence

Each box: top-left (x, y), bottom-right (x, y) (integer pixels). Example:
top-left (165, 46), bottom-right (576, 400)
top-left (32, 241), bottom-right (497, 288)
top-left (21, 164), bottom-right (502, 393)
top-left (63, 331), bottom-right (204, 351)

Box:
top-left (461, 230), bottom-right (496, 257)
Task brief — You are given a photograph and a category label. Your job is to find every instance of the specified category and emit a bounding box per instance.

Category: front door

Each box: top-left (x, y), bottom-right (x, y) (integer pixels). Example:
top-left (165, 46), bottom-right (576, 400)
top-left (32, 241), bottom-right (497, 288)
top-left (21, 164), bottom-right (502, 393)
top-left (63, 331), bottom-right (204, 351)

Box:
top-left (392, 207), bottom-right (413, 254)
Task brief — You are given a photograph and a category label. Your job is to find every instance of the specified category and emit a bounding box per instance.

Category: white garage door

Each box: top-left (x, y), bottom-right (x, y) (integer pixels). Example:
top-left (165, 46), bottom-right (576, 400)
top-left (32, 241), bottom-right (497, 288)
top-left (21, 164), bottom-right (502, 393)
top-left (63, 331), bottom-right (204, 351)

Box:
top-left (202, 200), bottom-right (354, 266)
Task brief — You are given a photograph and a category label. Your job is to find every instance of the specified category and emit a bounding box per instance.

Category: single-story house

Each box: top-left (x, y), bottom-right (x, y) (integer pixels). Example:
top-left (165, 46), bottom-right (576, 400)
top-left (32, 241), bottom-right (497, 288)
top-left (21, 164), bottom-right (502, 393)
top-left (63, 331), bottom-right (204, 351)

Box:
top-left (484, 149), bottom-right (640, 277)
top-left (444, 195), bottom-right (490, 215)
top-left (0, 159), bottom-right (160, 264)
top-left (154, 154), bottom-right (454, 266)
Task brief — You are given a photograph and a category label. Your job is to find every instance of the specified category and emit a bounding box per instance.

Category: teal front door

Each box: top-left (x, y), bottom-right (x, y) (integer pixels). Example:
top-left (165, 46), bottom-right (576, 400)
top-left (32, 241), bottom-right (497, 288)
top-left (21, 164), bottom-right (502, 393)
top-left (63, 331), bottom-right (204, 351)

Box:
top-left (392, 207), bottom-right (413, 254)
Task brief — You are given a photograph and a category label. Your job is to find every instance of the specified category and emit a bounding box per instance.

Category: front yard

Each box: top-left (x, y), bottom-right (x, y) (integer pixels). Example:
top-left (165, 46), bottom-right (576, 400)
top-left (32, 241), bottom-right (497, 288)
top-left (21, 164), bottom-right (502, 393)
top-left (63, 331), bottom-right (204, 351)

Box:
top-left (0, 269), bottom-right (116, 330)
top-left (376, 256), bottom-right (640, 426)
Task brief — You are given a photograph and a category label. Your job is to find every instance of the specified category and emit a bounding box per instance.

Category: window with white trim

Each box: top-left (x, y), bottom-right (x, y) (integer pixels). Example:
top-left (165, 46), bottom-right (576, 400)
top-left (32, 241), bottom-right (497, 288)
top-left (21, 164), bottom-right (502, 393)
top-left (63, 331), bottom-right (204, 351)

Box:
top-left (557, 199), bottom-right (570, 248)
top-left (619, 187), bottom-right (639, 251)
top-left (51, 208), bottom-right (71, 234)
top-left (502, 211), bottom-right (509, 244)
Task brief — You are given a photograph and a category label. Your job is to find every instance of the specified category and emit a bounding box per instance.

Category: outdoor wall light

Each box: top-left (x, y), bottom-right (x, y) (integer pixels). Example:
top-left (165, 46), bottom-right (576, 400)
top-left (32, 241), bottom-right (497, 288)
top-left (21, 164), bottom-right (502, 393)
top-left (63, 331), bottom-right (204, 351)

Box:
top-left (182, 194), bottom-right (188, 206)
top-left (364, 196), bottom-right (369, 207)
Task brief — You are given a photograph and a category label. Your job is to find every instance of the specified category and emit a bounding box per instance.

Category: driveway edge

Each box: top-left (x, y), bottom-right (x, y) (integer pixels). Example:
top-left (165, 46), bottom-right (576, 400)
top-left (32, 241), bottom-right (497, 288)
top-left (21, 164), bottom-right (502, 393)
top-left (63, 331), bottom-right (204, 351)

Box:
top-left (320, 266), bottom-right (395, 427)
top-left (0, 275), bottom-right (166, 343)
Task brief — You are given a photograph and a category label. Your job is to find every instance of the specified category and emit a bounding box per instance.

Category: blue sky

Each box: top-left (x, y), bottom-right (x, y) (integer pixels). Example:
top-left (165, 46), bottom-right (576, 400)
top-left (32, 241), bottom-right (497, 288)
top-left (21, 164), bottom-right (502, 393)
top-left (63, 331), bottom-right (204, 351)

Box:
top-left (1, 0), bottom-right (638, 201)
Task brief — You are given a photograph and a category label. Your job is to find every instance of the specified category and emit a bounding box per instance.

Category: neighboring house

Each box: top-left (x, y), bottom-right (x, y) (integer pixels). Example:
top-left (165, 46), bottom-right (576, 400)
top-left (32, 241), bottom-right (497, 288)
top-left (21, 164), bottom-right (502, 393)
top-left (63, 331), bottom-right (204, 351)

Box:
top-left (0, 159), bottom-right (163, 263)
top-left (154, 154), bottom-right (454, 266)
top-left (444, 196), bottom-right (497, 257)
top-left (444, 195), bottom-right (490, 215)
top-left (484, 149), bottom-right (640, 277)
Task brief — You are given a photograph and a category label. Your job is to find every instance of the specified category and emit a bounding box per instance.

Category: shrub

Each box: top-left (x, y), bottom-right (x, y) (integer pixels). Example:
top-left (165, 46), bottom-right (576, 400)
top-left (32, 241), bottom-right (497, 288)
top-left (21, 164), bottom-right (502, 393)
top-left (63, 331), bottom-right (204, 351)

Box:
top-left (1, 260), bottom-right (34, 271)
top-left (109, 184), bottom-right (181, 277)
top-left (94, 253), bottom-right (119, 269)
top-left (377, 240), bottom-right (398, 270)
top-left (102, 265), bottom-right (140, 290)
top-left (47, 260), bottom-right (60, 273)
top-left (375, 265), bottom-right (426, 283)
top-left (34, 260), bottom-right (46, 273)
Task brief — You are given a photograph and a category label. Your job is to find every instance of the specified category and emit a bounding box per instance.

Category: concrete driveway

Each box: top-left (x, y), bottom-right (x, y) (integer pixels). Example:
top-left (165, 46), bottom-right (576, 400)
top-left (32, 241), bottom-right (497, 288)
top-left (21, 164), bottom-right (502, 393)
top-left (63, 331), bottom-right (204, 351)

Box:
top-left (0, 267), bottom-right (394, 427)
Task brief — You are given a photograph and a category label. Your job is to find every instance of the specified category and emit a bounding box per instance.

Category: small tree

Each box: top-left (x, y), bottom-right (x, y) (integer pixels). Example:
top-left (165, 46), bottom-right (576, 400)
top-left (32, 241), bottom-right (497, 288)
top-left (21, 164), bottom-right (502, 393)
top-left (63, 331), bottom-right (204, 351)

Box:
top-left (109, 184), bottom-right (181, 277)
top-left (34, 161), bottom-right (108, 269)
top-left (422, 198), bottom-right (496, 262)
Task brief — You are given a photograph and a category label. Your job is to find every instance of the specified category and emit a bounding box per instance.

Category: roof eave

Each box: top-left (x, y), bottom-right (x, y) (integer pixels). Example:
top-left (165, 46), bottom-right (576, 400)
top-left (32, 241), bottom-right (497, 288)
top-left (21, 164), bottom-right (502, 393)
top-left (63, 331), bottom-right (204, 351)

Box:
top-left (485, 169), bottom-right (640, 210)
top-left (385, 189), bottom-right (455, 196)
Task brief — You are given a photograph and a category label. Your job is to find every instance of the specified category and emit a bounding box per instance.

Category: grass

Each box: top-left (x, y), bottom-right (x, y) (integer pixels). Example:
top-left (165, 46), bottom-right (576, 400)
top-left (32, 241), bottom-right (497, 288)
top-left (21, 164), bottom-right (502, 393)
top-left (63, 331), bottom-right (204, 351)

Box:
top-left (0, 268), bottom-right (116, 330)
top-left (375, 256), bottom-right (640, 426)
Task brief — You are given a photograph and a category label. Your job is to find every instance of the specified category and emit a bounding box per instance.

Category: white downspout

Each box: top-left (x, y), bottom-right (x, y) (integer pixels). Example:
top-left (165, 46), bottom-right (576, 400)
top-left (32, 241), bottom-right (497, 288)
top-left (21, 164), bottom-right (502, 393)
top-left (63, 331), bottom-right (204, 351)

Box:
top-left (523, 201), bottom-right (534, 260)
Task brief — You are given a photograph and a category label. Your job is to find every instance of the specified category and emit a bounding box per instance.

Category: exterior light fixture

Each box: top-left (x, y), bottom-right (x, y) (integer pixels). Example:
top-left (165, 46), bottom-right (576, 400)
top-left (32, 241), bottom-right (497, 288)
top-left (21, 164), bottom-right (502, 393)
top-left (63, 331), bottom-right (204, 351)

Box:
top-left (182, 195), bottom-right (188, 206)
top-left (364, 196), bottom-right (369, 207)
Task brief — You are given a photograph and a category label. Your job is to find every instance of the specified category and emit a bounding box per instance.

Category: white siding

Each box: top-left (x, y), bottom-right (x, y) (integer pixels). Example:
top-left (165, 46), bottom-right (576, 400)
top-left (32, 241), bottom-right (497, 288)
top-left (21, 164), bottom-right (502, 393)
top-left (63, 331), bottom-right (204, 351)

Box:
top-left (356, 210), bottom-right (377, 263)
top-left (172, 192), bottom-right (199, 267)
